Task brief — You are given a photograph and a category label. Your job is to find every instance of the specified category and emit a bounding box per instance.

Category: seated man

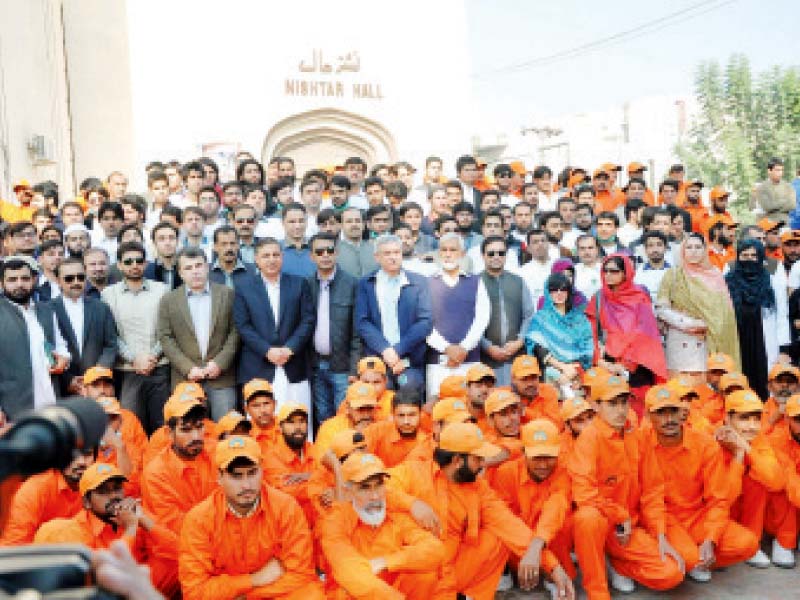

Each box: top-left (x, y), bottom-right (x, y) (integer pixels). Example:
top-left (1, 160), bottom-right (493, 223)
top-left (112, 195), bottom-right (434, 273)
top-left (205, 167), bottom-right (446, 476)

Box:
top-left (179, 436), bottom-right (325, 600)
top-left (308, 428), bottom-right (368, 521)
top-left (510, 355), bottom-right (562, 428)
top-left (364, 387), bottom-right (431, 467)
top-left (215, 410), bottom-right (252, 440)
top-left (144, 382), bottom-right (216, 462)
top-left (693, 353), bottom-right (735, 425)
top-left (762, 363), bottom-right (800, 436)
top-left (315, 382), bottom-right (379, 459)
top-left (559, 396), bottom-right (595, 465)
top-left (319, 453), bottom-right (445, 599)
top-left (243, 378), bottom-right (280, 454)
top-left (767, 394), bottom-right (800, 568)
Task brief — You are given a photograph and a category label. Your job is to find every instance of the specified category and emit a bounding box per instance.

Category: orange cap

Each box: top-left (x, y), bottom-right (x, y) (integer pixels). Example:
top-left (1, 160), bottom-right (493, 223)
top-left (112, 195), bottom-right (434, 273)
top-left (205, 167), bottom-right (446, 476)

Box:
top-left (708, 185), bottom-right (730, 201)
top-left (84, 366), bottom-right (113, 385)
top-left (645, 385), bottom-right (683, 412)
top-left (627, 162), bottom-right (647, 173)
top-left (595, 376), bottom-right (631, 402)
top-left (560, 396), bottom-right (594, 421)
top-left (174, 381), bottom-right (206, 400)
top-left (431, 398), bottom-right (472, 423)
top-left (725, 389), bottom-right (763, 414)
top-left (702, 214), bottom-right (737, 236)
top-left (341, 452), bottom-right (389, 483)
top-left (785, 394), bottom-right (800, 418)
top-left (243, 379), bottom-right (273, 402)
top-left (216, 411), bottom-right (251, 436)
top-left (357, 356), bottom-right (387, 376)
top-left (163, 392), bottom-right (204, 421)
top-left (276, 401), bottom-right (308, 423)
top-left (485, 389), bottom-right (520, 416)
top-left (756, 217), bottom-right (783, 233)
top-left (95, 396), bottom-right (121, 415)
top-left (768, 363), bottom-right (800, 381)
top-left (780, 230), bottom-right (800, 243)
top-left (215, 435), bottom-right (262, 469)
top-left (438, 422), bottom-right (500, 458)
top-left (439, 375), bottom-right (468, 400)
top-left (592, 167), bottom-right (610, 179)
top-left (465, 363), bottom-right (496, 383)
top-left (509, 161), bottom-right (526, 176)
top-left (521, 419), bottom-right (560, 458)
top-left (346, 382), bottom-right (378, 409)
top-left (720, 372), bottom-right (749, 392)
top-left (511, 355), bottom-right (541, 378)
top-left (600, 162), bottom-right (622, 173)
top-left (12, 179), bottom-right (31, 192)
top-left (685, 179), bottom-right (704, 190)
top-left (330, 428), bottom-right (367, 459)
top-left (665, 376), bottom-right (697, 400)
top-left (707, 353), bottom-right (734, 373)
top-left (79, 463), bottom-right (126, 496)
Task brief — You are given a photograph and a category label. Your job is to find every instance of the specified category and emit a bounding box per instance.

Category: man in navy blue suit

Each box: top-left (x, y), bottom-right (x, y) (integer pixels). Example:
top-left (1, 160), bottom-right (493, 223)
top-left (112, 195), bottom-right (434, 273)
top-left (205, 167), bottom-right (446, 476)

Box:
top-left (233, 237), bottom-right (315, 413)
top-left (355, 234), bottom-right (432, 391)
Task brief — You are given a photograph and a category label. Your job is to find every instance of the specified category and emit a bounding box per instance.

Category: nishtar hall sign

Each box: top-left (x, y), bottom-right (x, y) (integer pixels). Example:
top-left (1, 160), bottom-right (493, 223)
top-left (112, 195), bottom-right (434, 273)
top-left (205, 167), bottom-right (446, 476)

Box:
top-left (285, 49), bottom-right (384, 99)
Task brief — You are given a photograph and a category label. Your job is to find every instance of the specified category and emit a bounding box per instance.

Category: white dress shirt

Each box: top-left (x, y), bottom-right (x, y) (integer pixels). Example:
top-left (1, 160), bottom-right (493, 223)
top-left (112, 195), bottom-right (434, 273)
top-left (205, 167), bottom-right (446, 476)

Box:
top-left (375, 269), bottom-right (407, 346)
top-left (261, 274), bottom-right (281, 324)
top-left (574, 262), bottom-right (602, 300)
top-left (186, 285), bottom-right (212, 359)
top-left (14, 302), bottom-right (68, 409)
top-left (519, 257), bottom-right (554, 308)
top-left (62, 296), bottom-right (85, 356)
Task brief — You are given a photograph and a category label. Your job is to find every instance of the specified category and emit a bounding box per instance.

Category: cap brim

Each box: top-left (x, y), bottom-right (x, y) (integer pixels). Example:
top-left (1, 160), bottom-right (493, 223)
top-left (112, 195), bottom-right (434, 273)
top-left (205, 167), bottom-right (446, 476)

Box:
top-left (524, 445), bottom-right (560, 458)
top-left (649, 401), bottom-right (684, 412)
top-left (348, 467), bottom-right (390, 484)
top-left (218, 451), bottom-right (261, 470)
top-left (471, 441), bottom-right (502, 458)
top-left (171, 399), bottom-right (204, 418)
top-left (349, 399), bottom-right (378, 409)
top-left (514, 368), bottom-right (540, 378)
top-left (487, 401), bottom-right (518, 416)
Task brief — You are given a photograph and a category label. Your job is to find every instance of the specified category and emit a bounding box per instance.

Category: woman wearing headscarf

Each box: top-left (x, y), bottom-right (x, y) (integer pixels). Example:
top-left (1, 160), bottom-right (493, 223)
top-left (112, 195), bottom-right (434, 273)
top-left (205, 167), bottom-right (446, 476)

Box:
top-left (585, 253), bottom-right (666, 415)
top-left (526, 272), bottom-right (594, 384)
top-left (535, 259), bottom-right (588, 311)
top-left (725, 239), bottom-right (790, 399)
top-left (656, 233), bottom-right (740, 378)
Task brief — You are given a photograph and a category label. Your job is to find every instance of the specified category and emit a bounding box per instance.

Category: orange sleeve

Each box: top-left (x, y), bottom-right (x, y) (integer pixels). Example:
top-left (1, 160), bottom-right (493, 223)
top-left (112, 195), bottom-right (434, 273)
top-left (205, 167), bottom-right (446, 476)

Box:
top-left (385, 462), bottom-right (421, 512)
top-left (541, 548), bottom-right (560, 574)
top-left (489, 460), bottom-right (521, 513)
top-left (724, 457), bottom-right (745, 501)
top-left (699, 441), bottom-right (730, 544)
top-left (477, 481), bottom-right (535, 559)
top-left (0, 477), bottom-right (52, 545)
top-left (747, 439), bottom-right (786, 493)
top-left (261, 453), bottom-right (311, 504)
top-left (781, 453), bottom-right (800, 508)
top-left (307, 467), bottom-right (334, 517)
top-left (533, 469), bottom-right (570, 543)
top-left (312, 418), bottom-right (344, 461)
top-left (142, 464), bottom-right (189, 537)
top-left (637, 437), bottom-right (667, 536)
top-left (384, 513), bottom-right (445, 573)
top-left (143, 428), bottom-right (168, 464)
top-left (568, 430), bottom-right (630, 525)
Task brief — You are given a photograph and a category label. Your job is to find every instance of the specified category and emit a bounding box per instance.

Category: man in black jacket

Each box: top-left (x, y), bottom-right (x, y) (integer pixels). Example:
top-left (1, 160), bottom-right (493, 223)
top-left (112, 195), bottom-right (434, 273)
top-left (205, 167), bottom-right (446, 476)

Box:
top-left (307, 232), bottom-right (360, 426)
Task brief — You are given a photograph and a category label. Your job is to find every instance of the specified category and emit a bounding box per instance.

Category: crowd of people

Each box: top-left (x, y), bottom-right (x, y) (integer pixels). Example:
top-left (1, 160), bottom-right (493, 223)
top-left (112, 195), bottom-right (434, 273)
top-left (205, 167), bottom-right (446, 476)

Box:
top-left (0, 152), bottom-right (799, 599)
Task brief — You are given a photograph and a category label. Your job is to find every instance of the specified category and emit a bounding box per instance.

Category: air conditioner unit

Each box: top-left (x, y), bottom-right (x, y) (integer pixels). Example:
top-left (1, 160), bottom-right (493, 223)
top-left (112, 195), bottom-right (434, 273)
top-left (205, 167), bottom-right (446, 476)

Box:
top-left (28, 135), bottom-right (55, 164)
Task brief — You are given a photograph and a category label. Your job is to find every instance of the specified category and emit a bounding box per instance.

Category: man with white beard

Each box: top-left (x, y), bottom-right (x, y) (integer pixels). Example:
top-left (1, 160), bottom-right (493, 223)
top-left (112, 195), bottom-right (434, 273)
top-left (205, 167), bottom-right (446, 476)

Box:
top-left (425, 233), bottom-right (491, 400)
top-left (319, 453), bottom-right (444, 599)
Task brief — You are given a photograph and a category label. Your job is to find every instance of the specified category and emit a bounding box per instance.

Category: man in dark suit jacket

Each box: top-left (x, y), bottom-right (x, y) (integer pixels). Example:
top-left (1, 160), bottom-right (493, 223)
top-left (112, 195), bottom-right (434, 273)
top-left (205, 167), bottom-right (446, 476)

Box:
top-left (50, 257), bottom-right (118, 396)
top-left (306, 232), bottom-right (360, 424)
top-left (355, 234), bottom-right (432, 391)
top-left (233, 238), bottom-right (315, 413)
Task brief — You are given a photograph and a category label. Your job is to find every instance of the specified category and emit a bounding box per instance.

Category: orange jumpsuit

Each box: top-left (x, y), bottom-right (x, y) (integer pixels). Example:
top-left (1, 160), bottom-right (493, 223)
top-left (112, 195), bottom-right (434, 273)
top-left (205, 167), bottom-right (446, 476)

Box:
top-left (0, 201), bottom-right (35, 223)
top-left (178, 484), bottom-right (325, 600)
top-left (251, 421), bottom-right (280, 456)
top-left (315, 415), bottom-right (357, 460)
top-left (388, 458), bottom-right (540, 600)
top-left (722, 435), bottom-right (786, 542)
top-left (99, 408), bottom-right (147, 497)
top-left (568, 419), bottom-right (683, 600)
top-left (144, 418), bottom-right (218, 463)
top-left (492, 455), bottom-right (575, 577)
top-left (520, 384), bottom-right (563, 429)
top-left (594, 189), bottom-right (626, 213)
top-left (692, 384), bottom-right (725, 426)
top-left (761, 397), bottom-right (782, 436)
top-left (261, 438), bottom-right (316, 526)
top-left (683, 204), bottom-right (709, 234)
top-left (643, 428), bottom-right (757, 569)
top-left (336, 390), bottom-right (394, 421)
top-left (364, 420), bottom-right (431, 468)
top-left (708, 247), bottom-right (736, 271)
top-left (319, 502), bottom-right (445, 600)
top-left (767, 423), bottom-right (800, 549)
top-left (0, 470), bottom-right (82, 545)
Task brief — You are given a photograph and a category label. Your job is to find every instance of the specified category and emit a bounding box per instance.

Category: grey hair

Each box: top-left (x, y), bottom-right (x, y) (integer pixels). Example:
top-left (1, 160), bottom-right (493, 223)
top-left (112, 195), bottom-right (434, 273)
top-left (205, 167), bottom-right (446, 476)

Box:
top-left (438, 232), bottom-right (464, 251)
top-left (374, 234), bottom-right (402, 253)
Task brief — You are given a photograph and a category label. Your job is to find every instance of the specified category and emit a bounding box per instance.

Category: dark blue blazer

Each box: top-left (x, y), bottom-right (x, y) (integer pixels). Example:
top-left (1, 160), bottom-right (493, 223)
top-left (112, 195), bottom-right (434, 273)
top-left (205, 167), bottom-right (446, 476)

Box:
top-left (233, 271), bottom-right (315, 384)
top-left (355, 269), bottom-right (433, 369)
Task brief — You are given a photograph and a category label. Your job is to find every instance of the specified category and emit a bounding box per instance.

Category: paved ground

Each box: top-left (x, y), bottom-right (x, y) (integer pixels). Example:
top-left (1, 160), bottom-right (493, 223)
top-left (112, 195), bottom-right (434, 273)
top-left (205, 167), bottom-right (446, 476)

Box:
top-left (498, 560), bottom-right (798, 599)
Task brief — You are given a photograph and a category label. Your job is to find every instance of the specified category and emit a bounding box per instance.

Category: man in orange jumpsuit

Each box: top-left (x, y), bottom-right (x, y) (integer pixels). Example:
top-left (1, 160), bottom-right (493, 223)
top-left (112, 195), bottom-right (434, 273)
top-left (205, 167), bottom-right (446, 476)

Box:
top-left (644, 385), bottom-right (757, 583)
top-left (465, 364), bottom-right (495, 432)
top-left (389, 422), bottom-right (575, 599)
top-left (559, 395), bottom-right (596, 465)
top-left (692, 352), bottom-right (735, 425)
top-left (319, 453), bottom-right (445, 599)
top-left (493, 419), bottom-right (576, 583)
top-left (0, 449), bottom-right (94, 544)
top-left (178, 436), bottom-right (325, 600)
top-left (568, 376), bottom-right (684, 600)
top-left (705, 214), bottom-right (737, 270)
top-left (681, 180), bottom-right (707, 232)
top-left (404, 397), bottom-right (475, 464)
top-left (261, 401), bottom-right (315, 525)
top-left (308, 428), bottom-right (368, 520)
top-left (716, 389), bottom-right (787, 568)
top-left (145, 382), bottom-right (216, 462)
top-left (315, 382), bottom-right (379, 459)
top-left (483, 388), bottom-right (523, 475)
top-left (510, 355), bottom-right (562, 429)
top-left (592, 169), bottom-right (624, 213)
top-left (243, 378), bottom-right (280, 455)
top-left (215, 410), bottom-right (252, 440)
top-left (663, 378), bottom-right (714, 435)
top-left (356, 356), bottom-right (394, 419)
top-left (766, 394), bottom-right (800, 567)
top-left (762, 363), bottom-right (800, 435)
top-left (364, 387), bottom-right (431, 467)
top-left (94, 396), bottom-right (147, 496)
top-left (626, 163), bottom-right (656, 205)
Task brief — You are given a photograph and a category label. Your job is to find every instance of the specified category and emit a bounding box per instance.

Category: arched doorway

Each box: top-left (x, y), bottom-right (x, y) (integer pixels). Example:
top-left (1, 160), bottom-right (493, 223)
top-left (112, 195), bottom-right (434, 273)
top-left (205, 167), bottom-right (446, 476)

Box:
top-left (261, 108), bottom-right (397, 174)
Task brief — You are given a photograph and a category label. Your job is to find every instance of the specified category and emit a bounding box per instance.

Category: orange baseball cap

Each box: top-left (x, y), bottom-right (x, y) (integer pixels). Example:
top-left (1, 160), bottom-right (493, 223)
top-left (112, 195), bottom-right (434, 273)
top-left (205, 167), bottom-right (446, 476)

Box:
top-left (341, 452), bottom-right (389, 483)
top-left (600, 162), bottom-right (622, 173)
top-left (485, 389), bottom-right (520, 416)
top-left (95, 396), bottom-right (122, 415)
top-left (431, 398), bottom-right (472, 423)
top-left (357, 356), bottom-right (387, 376)
top-left (780, 230), bottom-right (800, 243)
top-left (466, 363), bottom-right (496, 383)
top-left (665, 377), bottom-right (697, 400)
top-left (174, 381), bottom-right (206, 400)
top-left (725, 389), bottom-right (763, 414)
top-left (439, 375), bottom-right (468, 400)
top-left (330, 428), bottom-right (367, 459)
top-left (627, 162), bottom-right (647, 173)
top-left (509, 161), bottom-right (527, 176)
top-left (720, 372), bottom-right (749, 392)
top-left (685, 179), bottom-right (704, 190)
top-left (12, 179), bottom-right (31, 192)
top-left (276, 401), bottom-right (308, 423)
top-left (215, 435), bottom-right (262, 469)
top-left (768, 363), bottom-right (800, 381)
top-left (708, 186), bottom-right (730, 201)
top-left (216, 411), bottom-right (251, 436)
top-left (786, 394), bottom-right (800, 418)
top-left (346, 382), bottom-right (378, 409)
top-left (163, 392), bottom-right (205, 421)
top-left (560, 396), bottom-right (594, 421)
top-left (595, 376), bottom-right (631, 402)
top-left (702, 214), bottom-right (737, 236)
top-left (645, 385), bottom-right (683, 412)
top-left (511, 355), bottom-right (541, 378)
top-left (707, 353), bottom-right (734, 373)
top-left (84, 366), bottom-right (114, 385)
top-left (243, 379), bottom-right (273, 402)
top-left (521, 419), bottom-right (560, 458)
top-left (79, 463), bottom-right (126, 496)
top-left (438, 422), bottom-right (500, 458)
top-left (592, 167), bottom-right (610, 179)
top-left (756, 217), bottom-right (783, 232)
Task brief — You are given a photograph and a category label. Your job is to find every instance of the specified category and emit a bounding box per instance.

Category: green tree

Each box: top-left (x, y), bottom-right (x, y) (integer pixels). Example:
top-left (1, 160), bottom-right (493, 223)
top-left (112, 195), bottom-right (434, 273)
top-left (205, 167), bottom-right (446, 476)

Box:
top-left (678, 55), bottom-right (800, 221)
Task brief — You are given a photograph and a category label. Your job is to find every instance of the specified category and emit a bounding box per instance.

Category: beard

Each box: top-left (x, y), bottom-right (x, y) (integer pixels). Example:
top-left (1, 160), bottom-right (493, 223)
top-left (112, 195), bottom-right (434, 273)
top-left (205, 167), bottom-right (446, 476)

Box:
top-left (5, 288), bottom-right (33, 306)
top-left (284, 432), bottom-right (306, 451)
top-left (353, 500), bottom-right (386, 527)
top-left (453, 461), bottom-right (479, 483)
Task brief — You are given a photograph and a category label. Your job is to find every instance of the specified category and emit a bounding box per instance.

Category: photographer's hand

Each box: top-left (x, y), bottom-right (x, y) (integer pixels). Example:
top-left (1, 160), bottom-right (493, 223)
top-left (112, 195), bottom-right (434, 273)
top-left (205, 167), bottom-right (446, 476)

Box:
top-left (92, 540), bottom-right (164, 600)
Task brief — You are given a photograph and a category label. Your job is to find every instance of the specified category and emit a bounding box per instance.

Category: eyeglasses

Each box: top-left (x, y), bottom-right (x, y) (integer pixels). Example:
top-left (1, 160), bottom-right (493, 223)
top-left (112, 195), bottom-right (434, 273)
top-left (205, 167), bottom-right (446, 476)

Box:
top-left (485, 250), bottom-right (506, 257)
top-left (602, 268), bottom-right (622, 274)
top-left (549, 286), bottom-right (570, 293)
top-left (313, 247), bottom-right (336, 256)
top-left (235, 218), bottom-right (255, 224)
top-left (121, 257), bottom-right (145, 266)
top-left (63, 273), bottom-right (86, 283)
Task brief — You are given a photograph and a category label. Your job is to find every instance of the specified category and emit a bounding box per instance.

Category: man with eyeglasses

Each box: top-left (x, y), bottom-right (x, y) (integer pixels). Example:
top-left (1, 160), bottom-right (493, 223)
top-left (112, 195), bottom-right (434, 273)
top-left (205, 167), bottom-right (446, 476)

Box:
top-left (102, 241), bottom-right (170, 433)
top-left (307, 232), bottom-right (359, 426)
top-left (231, 203), bottom-right (258, 263)
top-left (6, 221), bottom-right (38, 257)
top-left (51, 257), bottom-right (117, 396)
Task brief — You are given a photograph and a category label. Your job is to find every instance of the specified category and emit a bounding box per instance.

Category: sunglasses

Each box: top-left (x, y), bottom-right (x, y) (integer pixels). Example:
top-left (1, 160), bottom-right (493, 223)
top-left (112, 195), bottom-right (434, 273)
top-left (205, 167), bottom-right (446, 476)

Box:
top-left (602, 268), bottom-right (622, 274)
top-left (235, 218), bottom-right (255, 224)
top-left (313, 247), bottom-right (336, 256)
top-left (549, 286), bottom-right (570, 293)
top-left (485, 250), bottom-right (506, 257)
top-left (63, 273), bottom-right (86, 283)
top-left (122, 257), bottom-right (145, 266)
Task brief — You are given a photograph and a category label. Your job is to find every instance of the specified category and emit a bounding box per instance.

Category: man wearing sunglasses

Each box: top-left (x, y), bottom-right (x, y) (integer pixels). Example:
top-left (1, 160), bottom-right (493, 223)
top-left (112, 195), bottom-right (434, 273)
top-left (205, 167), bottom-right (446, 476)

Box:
top-left (102, 241), bottom-right (170, 433)
top-left (52, 257), bottom-right (118, 397)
